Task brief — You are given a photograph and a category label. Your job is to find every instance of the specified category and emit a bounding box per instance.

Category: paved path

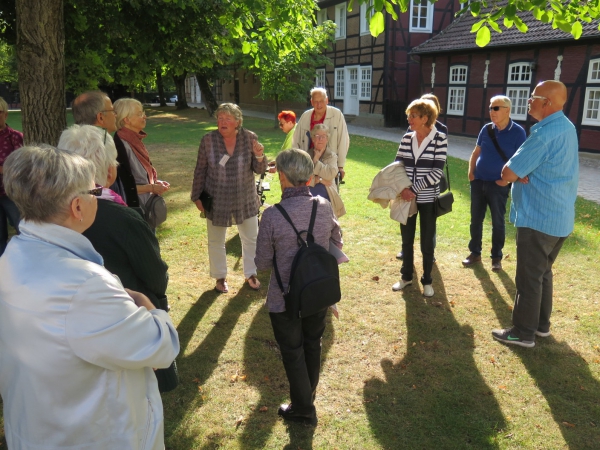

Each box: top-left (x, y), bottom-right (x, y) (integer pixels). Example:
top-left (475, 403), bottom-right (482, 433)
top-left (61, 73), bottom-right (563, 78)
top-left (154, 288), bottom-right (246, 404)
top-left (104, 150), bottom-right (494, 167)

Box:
top-left (196, 105), bottom-right (600, 204)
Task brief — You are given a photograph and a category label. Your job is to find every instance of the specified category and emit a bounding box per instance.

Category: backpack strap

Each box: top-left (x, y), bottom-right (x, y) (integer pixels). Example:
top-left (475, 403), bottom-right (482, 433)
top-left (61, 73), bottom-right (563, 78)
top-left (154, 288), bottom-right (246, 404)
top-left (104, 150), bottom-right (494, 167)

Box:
top-left (272, 199), bottom-right (319, 295)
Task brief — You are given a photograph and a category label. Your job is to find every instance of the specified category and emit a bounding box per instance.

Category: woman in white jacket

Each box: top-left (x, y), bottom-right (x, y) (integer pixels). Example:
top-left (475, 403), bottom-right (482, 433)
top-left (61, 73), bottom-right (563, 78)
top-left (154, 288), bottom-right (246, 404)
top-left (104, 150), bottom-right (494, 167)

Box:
top-left (0, 145), bottom-right (179, 450)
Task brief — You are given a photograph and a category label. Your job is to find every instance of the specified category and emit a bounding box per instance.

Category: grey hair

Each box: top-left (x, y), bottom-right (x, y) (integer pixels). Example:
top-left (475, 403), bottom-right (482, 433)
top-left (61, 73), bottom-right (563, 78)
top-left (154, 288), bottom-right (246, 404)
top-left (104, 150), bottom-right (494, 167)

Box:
top-left (215, 103), bottom-right (243, 129)
top-left (114, 98), bottom-right (143, 129)
top-left (4, 145), bottom-right (95, 223)
top-left (72, 91), bottom-right (108, 125)
top-left (490, 95), bottom-right (512, 109)
top-left (310, 87), bottom-right (328, 100)
top-left (276, 148), bottom-right (314, 187)
top-left (58, 124), bottom-right (118, 186)
top-left (0, 97), bottom-right (8, 113)
top-left (310, 123), bottom-right (330, 140)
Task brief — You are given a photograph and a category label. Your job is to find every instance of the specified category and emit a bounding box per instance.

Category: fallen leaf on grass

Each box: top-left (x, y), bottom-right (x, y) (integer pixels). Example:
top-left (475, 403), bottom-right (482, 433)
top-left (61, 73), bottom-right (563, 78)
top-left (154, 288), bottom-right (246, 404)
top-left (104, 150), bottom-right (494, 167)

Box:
top-left (372, 276), bottom-right (380, 281)
top-left (231, 374), bottom-right (238, 383)
top-left (498, 385), bottom-right (507, 390)
top-left (259, 406), bottom-right (268, 412)
top-left (192, 377), bottom-right (200, 384)
top-left (264, 376), bottom-right (270, 381)
top-left (490, 357), bottom-right (496, 365)
top-left (197, 386), bottom-right (203, 392)
top-left (562, 421), bottom-right (575, 428)
top-left (235, 416), bottom-right (245, 428)
top-left (431, 301), bottom-right (442, 307)
top-left (574, 315), bottom-right (580, 321)
top-left (449, 300), bottom-right (456, 307)
top-left (239, 374), bottom-right (247, 381)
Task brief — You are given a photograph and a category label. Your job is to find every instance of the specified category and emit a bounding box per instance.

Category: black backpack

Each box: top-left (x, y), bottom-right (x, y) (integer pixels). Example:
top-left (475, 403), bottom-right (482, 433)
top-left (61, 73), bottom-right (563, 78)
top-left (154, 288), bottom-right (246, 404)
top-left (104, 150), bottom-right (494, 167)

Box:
top-left (273, 199), bottom-right (341, 320)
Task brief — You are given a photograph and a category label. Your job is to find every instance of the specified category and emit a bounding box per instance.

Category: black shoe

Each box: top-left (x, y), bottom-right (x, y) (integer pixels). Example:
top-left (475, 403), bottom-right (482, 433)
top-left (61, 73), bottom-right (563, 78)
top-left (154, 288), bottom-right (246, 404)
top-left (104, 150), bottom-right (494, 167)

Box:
top-left (491, 257), bottom-right (502, 272)
top-left (462, 253), bottom-right (481, 267)
top-left (491, 328), bottom-right (535, 348)
top-left (278, 403), bottom-right (318, 426)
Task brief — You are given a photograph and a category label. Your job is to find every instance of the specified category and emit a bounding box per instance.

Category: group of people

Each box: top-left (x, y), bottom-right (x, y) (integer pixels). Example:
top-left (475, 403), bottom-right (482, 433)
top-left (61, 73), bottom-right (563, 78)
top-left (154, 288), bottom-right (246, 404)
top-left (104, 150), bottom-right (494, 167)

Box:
top-left (0, 78), bottom-right (580, 445)
top-left (389, 81), bottom-right (578, 350)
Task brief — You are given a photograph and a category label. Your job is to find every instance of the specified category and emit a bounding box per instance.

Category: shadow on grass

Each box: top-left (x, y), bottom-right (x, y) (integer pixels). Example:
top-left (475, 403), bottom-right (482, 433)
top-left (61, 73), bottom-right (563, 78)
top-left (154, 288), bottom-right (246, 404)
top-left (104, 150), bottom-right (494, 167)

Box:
top-left (164, 287), bottom-right (257, 449)
top-left (238, 303), bottom-right (336, 450)
top-left (476, 265), bottom-right (600, 448)
top-left (364, 265), bottom-right (506, 449)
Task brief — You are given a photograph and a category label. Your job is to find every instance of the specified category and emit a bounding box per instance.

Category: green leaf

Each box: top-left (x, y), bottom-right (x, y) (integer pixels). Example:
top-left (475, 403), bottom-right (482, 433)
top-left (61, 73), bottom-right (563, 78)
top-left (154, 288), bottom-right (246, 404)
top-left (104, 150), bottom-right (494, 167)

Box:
top-left (374, 0), bottom-right (384, 11)
top-left (504, 17), bottom-right (514, 28)
top-left (471, 18), bottom-right (486, 33)
top-left (571, 20), bottom-right (583, 39)
top-left (505, 3), bottom-right (517, 17)
top-left (384, 1), bottom-right (399, 20)
top-left (555, 19), bottom-right (572, 33)
top-left (532, 7), bottom-right (543, 20)
top-left (370, 11), bottom-right (385, 37)
top-left (514, 16), bottom-right (529, 32)
top-left (242, 41), bottom-right (251, 54)
top-left (489, 20), bottom-right (502, 33)
top-left (476, 25), bottom-right (491, 47)
top-left (470, 2), bottom-right (481, 15)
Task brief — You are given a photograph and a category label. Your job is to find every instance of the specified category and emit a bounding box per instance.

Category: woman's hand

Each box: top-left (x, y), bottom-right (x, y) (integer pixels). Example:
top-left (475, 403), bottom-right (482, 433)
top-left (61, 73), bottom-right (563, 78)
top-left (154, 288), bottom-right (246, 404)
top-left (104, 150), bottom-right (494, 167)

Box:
top-left (252, 139), bottom-right (265, 157)
top-left (313, 146), bottom-right (325, 163)
top-left (194, 199), bottom-right (205, 212)
top-left (400, 188), bottom-right (416, 201)
top-left (125, 288), bottom-right (156, 311)
top-left (150, 183), bottom-right (169, 195)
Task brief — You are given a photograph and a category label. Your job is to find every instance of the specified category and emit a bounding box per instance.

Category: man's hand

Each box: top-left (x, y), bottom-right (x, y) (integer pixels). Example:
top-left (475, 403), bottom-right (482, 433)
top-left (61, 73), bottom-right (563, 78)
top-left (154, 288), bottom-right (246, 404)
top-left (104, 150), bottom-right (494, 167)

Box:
top-left (517, 176), bottom-right (529, 184)
top-left (125, 288), bottom-right (156, 311)
top-left (495, 179), bottom-right (509, 186)
top-left (468, 170), bottom-right (475, 182)
top-left (338, 168), bottom-right (345, 180)
top-left (194, 199), bottom-right (205, 212)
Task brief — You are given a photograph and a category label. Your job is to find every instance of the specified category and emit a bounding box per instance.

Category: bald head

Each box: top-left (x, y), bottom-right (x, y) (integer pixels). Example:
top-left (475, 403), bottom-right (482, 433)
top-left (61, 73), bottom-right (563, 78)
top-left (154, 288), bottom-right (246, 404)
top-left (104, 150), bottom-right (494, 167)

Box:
top-left (528, 80), bottom-right (567, 121)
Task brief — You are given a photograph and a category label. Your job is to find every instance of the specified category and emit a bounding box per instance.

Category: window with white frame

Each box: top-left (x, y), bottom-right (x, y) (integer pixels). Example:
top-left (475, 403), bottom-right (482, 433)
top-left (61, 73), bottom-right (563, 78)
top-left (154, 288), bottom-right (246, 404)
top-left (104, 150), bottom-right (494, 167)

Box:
top-left (316, 9), bottom-right (328, 25)
top-left (507, 87), bottom-right (529, 119)
top-left (359, 66), bottom-right (372, 100)
top-left (508, 62), bottom-right (532, 84)
top-left (335, 68), bottom-right (345, 99)
top-left (583, 58), bottom-right (600, 125)
top-left (315, 69), bottom-right (326, 88)
top-left (335, 3), bottom-right (347, 39)
top-left (447, 65), bottom-right (467, 115)
top-left (360, 0), bottom-right (374, 35)
top-left (410, 0), bottom-right (434, 33)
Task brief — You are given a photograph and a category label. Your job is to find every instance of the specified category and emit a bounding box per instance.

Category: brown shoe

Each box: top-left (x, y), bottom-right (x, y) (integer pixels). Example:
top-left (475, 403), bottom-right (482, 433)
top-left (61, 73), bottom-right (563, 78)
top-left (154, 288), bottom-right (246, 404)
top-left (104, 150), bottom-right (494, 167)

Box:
top-left (215, 278), bottom-right (228, 293)
top-left (246, 275), bottom-right (261, 290)
top-left (462, 253), bottom-right (481, 267)
top-left (491, 258), bottom-right (502, 272)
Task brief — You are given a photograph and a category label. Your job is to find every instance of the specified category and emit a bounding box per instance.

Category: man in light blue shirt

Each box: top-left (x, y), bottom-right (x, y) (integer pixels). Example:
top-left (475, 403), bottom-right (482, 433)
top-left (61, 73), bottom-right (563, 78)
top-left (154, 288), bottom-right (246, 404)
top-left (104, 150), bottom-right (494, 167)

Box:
top-left (492, 80), bottom-right (579, 348)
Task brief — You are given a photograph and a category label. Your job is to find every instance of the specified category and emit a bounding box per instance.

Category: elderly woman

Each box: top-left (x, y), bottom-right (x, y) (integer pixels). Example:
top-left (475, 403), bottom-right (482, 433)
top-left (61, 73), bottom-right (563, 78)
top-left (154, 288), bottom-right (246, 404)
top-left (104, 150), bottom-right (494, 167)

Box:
top-left (191, 103), bottom-right (268, 293)
top-left (392, 98), bottom-right (447, 297)
top-left (114, 98), bottom-right (170, 220)
top-left (278, 110), bottom-right (297, 150)
top-left (0, 145), bottom-right (179, 449)
top-left (308, 123), bottom-right (346, 218)
top-left (255, 148), bottom-right (342, 426)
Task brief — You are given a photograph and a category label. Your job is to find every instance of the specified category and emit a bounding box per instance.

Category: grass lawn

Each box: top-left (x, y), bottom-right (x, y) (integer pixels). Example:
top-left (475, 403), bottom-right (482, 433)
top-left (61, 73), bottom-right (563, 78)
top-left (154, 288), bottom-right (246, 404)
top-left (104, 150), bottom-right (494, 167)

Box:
top-left (2, 107), bottom-right (600, 449)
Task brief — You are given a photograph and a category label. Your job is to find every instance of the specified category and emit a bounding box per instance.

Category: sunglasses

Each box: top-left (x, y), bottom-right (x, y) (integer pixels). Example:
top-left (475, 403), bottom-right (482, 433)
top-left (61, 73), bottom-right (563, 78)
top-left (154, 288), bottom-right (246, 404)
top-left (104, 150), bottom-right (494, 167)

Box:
top-left (489, 106), bottom-right (508, 111)
top-left (85, 187), bottom-right (103, 196)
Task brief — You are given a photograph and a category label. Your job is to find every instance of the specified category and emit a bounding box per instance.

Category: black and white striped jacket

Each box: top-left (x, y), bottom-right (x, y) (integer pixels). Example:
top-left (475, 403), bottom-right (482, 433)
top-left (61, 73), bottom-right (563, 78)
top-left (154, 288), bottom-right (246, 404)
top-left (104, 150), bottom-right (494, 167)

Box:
top-left (395, 129), bottom-right (447, 203)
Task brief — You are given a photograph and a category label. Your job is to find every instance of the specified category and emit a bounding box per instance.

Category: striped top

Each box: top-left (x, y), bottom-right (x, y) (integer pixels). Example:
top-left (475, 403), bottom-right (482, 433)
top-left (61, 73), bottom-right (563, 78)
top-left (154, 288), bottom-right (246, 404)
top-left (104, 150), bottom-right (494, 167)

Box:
top-left (395, 128), bottom-right (448, 203)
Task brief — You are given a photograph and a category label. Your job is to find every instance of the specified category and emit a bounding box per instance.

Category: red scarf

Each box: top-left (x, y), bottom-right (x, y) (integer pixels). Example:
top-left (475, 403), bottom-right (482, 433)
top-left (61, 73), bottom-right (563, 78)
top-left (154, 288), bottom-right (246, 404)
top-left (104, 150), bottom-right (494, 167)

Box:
top-left (116, 127), bottom-right (157, 184)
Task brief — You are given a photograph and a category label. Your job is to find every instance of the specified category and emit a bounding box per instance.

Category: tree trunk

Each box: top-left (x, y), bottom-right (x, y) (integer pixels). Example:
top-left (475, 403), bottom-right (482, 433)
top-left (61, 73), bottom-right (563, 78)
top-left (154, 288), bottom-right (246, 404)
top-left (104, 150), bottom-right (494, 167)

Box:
top-left (16, 0), bottom-right (66, 145)
top-left (196, 73), bottom-right (218, 115)
top-left (172, 73), bottom-right (188, 110)
top-left (156, 67), bottom-right (166, 107)
top-left (274, 94), bottom-right (280, 128)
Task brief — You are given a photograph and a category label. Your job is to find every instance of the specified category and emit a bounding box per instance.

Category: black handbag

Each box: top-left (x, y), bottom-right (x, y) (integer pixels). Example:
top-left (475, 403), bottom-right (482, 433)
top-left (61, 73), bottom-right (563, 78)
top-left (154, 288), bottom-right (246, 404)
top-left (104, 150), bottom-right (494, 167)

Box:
top-left (199, 191), bottom-right (213, 213)
top-left (435, 159), bottom-right (454, 217)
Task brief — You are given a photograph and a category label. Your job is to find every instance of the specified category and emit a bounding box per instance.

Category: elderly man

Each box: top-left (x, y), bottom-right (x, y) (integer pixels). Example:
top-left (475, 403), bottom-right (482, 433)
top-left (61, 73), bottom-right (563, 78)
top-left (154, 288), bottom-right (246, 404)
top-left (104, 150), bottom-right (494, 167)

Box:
top-left (463, 95), bottom-right (526, 272)
top-left (492, 80), bottom-right (578, 348)
top-left (73, 91), bottom-right (138, 207)
top-left (291, 87), bottom-right (349, 179)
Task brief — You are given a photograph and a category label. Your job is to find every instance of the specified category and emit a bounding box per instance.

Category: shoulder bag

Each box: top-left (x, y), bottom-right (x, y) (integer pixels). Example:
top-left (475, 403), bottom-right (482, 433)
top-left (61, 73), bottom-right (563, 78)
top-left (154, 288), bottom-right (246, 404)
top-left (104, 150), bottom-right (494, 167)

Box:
top-left (143, 194), bottom-right (168, 228)
top-left (434, 133), bottom-right (454, 217)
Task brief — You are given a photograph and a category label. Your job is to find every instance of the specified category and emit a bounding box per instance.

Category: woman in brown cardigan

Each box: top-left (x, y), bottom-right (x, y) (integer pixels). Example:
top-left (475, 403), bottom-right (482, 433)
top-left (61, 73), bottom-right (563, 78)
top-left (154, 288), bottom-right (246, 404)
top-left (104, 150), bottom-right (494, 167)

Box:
top-left (191, 103), bottom-right (268, 293)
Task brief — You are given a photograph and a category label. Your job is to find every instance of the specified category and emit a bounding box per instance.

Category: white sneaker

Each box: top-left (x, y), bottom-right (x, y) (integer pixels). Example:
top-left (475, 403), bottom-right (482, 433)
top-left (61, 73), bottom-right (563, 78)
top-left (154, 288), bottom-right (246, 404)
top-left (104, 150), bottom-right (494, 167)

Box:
top-left (423, 285), bottom-right (434, 297)
top-left (392, 279), bottom-right (412, 291)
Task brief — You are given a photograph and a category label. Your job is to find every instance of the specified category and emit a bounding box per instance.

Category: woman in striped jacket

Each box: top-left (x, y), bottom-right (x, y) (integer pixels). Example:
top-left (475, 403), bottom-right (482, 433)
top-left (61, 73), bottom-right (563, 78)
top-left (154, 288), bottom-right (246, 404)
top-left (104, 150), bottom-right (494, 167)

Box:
top-left (392, 99), bottom-right (447, 297)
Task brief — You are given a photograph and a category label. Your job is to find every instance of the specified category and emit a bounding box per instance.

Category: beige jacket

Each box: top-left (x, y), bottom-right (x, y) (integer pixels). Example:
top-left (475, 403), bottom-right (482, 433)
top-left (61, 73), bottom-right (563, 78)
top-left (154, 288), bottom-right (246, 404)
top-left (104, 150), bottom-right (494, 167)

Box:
top-left (309, 148), bottom-right (346, 218)
top-left (368, 161), bottom-right (417, 224)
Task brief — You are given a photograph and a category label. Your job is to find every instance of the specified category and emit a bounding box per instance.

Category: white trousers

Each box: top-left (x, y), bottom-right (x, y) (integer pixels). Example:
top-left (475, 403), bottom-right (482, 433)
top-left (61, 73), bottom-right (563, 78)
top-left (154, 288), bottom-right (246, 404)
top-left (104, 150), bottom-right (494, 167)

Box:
top-left (206, 216), bottom-right (258, 279)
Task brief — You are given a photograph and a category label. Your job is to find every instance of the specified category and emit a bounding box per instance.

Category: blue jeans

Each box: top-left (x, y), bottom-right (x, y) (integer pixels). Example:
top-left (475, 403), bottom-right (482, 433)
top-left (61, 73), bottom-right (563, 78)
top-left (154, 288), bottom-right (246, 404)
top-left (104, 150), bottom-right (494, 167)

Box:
top-left (512, 227), bottom-right (566, 340)
top-left (468, 179), bottom-right (510, 259)
top-left (400, 202), bottom-right (436, 286)
top-left (0, 195), bottom-right (21, 256)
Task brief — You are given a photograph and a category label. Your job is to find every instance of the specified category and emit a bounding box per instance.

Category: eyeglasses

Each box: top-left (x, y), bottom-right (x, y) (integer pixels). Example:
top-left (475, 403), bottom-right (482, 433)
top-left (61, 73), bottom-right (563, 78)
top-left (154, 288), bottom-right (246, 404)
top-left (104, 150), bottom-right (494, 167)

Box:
top-left (134, 111), bottom-right (146, 118)
top-left (85, 187), bottom-right (103, 196)
top-left (489, 106), bottom-right (508, 111)
top-left (407, 114), bottom-right (422, 120)
top-left (313, 134), bottom-right (328, 140)
top-left (529, 95), bottom-right (550, 103)
top-left (101, 109), bottom-right (117, 115)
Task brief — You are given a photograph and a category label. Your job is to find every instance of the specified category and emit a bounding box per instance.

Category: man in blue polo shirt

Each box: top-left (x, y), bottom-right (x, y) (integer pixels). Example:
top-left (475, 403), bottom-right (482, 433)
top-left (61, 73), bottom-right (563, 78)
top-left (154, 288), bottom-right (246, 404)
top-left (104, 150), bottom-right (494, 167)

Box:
top-left (492, 80), bottom-right (579, 348)
top-left (463, 95), bottom-right (526, 272)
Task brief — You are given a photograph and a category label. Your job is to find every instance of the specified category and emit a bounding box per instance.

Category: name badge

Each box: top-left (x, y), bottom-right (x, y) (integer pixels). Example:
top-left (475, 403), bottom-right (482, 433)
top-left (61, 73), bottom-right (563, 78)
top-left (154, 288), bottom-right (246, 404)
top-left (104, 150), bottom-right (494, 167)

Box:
top-left (219, 154), bottom-right (230, 167)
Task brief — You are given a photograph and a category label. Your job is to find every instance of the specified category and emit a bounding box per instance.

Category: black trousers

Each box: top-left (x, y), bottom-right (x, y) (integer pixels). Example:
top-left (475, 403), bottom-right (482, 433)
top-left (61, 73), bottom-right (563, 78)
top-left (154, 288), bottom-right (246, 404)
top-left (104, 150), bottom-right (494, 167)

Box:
top-left (269, 308), bottom-right (327, 412)
top-left (400, 202), bottom-right (436, 286)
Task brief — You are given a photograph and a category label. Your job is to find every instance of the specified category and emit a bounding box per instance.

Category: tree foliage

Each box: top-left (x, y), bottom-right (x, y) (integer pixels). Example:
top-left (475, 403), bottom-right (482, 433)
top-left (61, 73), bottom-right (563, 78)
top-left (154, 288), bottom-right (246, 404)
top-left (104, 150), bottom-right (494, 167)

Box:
top-left (353, 0), bottom-right (600, 46)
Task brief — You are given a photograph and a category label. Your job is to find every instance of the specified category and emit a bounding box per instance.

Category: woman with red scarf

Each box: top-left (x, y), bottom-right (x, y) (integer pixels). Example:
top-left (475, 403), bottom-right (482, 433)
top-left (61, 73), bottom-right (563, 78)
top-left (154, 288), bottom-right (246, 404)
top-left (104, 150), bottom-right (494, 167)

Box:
top-left (114, 98), bottom-right (170, 228)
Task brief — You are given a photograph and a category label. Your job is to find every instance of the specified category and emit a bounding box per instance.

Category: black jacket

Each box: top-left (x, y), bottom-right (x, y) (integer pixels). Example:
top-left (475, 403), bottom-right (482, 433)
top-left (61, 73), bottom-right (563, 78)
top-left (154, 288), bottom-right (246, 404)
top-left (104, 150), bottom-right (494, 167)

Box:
top-left (111, 133), bottom-right (140, 208)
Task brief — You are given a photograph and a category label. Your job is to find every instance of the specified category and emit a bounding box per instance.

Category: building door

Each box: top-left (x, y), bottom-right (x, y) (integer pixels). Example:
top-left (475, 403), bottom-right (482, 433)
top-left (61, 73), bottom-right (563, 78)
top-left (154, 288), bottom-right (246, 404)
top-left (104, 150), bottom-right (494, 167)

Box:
top-left (343, 66), bottom-right (359, 115)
